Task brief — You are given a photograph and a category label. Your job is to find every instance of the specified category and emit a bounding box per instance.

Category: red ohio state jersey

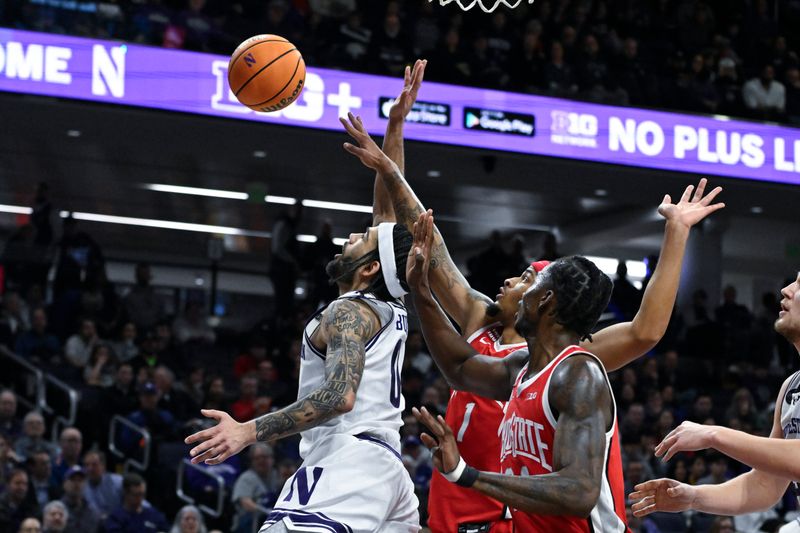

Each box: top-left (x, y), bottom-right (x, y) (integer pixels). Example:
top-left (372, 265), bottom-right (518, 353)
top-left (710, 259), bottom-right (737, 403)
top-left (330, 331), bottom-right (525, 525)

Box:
top-left (427, 323), bottom-right (524, 533)
top-left (500, 346), bottom-right (629, 533)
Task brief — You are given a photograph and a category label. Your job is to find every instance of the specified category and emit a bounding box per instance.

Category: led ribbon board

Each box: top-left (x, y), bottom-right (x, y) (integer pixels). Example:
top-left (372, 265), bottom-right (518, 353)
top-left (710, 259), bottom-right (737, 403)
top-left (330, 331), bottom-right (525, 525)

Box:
top-left (1, 28), bottom-right (799, 186)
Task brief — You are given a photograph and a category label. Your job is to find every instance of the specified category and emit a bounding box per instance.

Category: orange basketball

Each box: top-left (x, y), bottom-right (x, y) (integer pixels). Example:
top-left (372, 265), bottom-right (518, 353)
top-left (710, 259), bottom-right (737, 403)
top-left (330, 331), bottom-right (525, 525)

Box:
top-left (228, 34), bottom-right (306, 113)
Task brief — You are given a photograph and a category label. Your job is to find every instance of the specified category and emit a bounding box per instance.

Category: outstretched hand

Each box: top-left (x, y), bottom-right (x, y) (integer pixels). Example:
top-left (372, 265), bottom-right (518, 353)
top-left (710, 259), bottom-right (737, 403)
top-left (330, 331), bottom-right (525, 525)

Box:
top-left (629, 478), bottom-right (697, 517)
top-left (389, 59), bottom-right (427, 121)
top-left (406, 210), bottom-right (435, 293)
top-left (412, 406), bottom-right (461, 475)
top-left (184, 409), bottom-right (252, 465)
top-left (658, 177), bottom-right (725, 228)
top-left (340, 112), bottom-right (395, 172)
top-left (654, 420), bottom-right (716, 461)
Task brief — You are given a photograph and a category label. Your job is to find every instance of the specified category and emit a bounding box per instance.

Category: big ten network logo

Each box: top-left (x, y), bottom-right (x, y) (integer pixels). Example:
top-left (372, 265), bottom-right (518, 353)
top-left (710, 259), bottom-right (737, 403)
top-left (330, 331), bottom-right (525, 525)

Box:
top-left (549, 110), bottom-right (599, 148)
top-left (211, 61), bottom-right (362, 122)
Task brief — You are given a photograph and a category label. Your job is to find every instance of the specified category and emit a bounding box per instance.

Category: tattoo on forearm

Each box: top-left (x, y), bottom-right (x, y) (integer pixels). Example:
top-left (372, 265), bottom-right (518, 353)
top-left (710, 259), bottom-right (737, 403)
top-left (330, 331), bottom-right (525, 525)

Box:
top-left (255, 300), bottom-right (373, 442)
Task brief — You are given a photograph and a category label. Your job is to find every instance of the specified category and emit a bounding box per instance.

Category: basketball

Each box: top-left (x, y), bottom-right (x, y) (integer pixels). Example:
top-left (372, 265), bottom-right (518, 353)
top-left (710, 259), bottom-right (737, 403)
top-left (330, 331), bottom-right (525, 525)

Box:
top-left (228, 34), bottom-right (306, 113)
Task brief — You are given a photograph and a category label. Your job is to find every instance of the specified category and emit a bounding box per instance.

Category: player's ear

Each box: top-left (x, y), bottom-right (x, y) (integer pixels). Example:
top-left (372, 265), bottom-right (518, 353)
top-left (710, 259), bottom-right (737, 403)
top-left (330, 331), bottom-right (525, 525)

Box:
top-left (538, 290), bottom-right (555, 314)
top-left (361, 260), bottom-right (381, 279)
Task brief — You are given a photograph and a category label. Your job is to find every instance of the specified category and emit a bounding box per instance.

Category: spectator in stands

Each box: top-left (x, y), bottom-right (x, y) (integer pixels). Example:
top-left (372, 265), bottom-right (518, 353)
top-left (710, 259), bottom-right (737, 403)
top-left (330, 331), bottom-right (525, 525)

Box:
top-left (0, 292), bottom-right (30, 341)
top-left (202, 376), bottom-right (228, 412)
top-left (123, 263), bottom-right (164, 331)
top-left (14, 412), bottom-right (55, 461)
top-left (0, 390), bottom-right (21, 441)
top-left (698, 453), bottom-right (731, 485)
top-left (231, 376), bottom-right (259, 422)
top-left (1, 227), bottom-right (40, 298)
top-left (178, 0), bottom-right (214, 52)
top-left (14, 308), bottom-right (60, 365)
top-left (60, 465), bottom-right (99, 533)
top-left (1, 432), bottom-right (20, 488)
top-left (233, 337), bottom-right (269, 378)
top-left (611, 260), bottom-right (641, 321)
top-left (716, 285), bottom-right (753, 361)
top-left (41, 500), bottom-right (68, 533)
top-left (231, 444), bottom-right (279, 533)
top-left (331, 10), bottom-right (371, 70)
top-left (256, 360), bottom-right (289, 406)
top-left (82, 451), bottom-right (121, 521)
top-left (126, 382), bottom-right (176, 448)
top-left (430, 28), bottom-right (471, 86)
top-left (17, 517), bottom-right (42, 533)
top-left (785, 66), bottom-right (800, 125)
top-left (369, 11), bottom-right (412, 77)
top-left (544, 41), bottom-right (578, 96)
top-left (103, 363), bottom-right (137, 417)
top-left (65, 318), bottom-right (100, 370)
top-left (172, 302), bottom-right (215, 344)
top-left (111, 322), bottom-right (138, 364)
top-left (687, 54), bottom-right (719, 113)
top-left (743, 64), bottom-right (786, 120)
top-left (170, 505), bottom-right (207, 533)
top-left (175, 365), bottom-right (205, 408)
top-left (0, 469), bottom-right (39, 531)
top-left (153, 366), bottom-right (197, 422)
top-left (83, 344), bottom-right (117, 388)
top-left (104, 473), bottom-right (168, 533)
top-left (304, 220), bottom-right (340, 307)
top-left (716, 57), bottom-right (743, 116)
top-left (690, 394), bottom-right (715, 423)
top-left (53, 217), bottom-right (104, 301)
top-left (28, 449), bottom-right (59, 506)
top-left (51, 428), bottom-right (82, 486)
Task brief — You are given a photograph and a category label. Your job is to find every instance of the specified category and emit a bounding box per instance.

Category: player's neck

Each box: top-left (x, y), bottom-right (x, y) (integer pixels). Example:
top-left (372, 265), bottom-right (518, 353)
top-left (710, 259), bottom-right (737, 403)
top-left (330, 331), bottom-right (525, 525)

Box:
top-left (337, 279), bottom-right (369, 296)
top-left (525, 328), bottom-right (580, 374)
top-left (499, 320), bottom-right (525, 345)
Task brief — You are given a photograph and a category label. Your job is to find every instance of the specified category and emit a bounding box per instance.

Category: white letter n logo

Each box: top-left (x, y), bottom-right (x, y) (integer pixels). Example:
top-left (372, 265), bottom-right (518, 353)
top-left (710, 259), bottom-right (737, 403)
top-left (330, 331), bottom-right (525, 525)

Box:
top-left (92, 45), bottom-right (126, 98)
top-left (283, 467), bottom-right (323, 506)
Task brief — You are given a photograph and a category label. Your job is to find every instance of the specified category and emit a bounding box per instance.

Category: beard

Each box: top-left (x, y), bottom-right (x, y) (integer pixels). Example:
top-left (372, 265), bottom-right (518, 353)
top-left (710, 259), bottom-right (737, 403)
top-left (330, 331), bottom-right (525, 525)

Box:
top-left (325, 256), bottom-right (355, 286)
top-left (486, 301), bottom-right (501, 317)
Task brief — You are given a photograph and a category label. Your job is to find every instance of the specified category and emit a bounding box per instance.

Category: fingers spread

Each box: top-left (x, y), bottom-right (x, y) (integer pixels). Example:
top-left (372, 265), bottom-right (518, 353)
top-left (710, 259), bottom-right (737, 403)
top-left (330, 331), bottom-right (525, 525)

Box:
top-left (699, 186), bottom-right (723, 205)
top-left (692, 177), bottom-right (708, 202)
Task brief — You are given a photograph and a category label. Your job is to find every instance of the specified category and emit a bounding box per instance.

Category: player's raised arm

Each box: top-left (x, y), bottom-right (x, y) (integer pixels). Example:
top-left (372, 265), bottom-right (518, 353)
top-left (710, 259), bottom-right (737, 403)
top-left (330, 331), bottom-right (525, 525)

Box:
top-left (373, 60), bottom-right (426, 225)
top-left (629, 376), bottom-right (793, 517)
top-left (414, 355), bottom-right (613, 516)
top-left (341, 111), bottom-right (492, 334)
top-left (406, 210), bottom-right (522, 401)
top-left (184, 298), bottom-right (377, 465)
top-left (585, 178), bottom-right (725, 371)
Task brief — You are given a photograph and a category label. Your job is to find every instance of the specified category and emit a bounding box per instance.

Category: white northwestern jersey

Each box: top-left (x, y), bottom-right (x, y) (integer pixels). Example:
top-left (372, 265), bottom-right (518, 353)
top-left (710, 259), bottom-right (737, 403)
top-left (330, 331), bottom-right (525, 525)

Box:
top-left (298, 290), bottom-right (408, 458)
top-left (781, 370), bottom-right (800, 505)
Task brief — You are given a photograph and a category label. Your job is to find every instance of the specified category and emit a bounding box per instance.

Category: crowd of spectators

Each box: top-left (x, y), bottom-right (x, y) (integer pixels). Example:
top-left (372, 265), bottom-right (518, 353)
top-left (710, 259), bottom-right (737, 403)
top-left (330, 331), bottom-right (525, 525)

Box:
top-left (3, 0), bottom-right (800, 123)
top-left (0, 189), bottom-right (796, 531)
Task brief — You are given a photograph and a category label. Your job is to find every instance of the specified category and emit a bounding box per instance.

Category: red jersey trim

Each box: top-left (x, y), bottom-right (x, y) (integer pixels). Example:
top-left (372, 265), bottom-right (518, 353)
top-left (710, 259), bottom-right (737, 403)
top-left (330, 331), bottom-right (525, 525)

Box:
top-left (466, 321), bottom-right (528, 352)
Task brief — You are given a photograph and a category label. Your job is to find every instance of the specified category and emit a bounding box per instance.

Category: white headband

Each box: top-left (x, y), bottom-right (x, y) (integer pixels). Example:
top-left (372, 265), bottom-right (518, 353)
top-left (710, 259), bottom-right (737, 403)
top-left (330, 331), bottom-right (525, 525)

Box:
top-left (377, 222), bottom-right (407, 299)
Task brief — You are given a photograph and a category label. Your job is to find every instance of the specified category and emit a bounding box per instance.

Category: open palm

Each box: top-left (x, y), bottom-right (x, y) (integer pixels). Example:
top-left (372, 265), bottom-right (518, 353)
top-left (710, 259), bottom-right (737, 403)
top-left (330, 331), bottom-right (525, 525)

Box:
top-left (406, 210), bottom-right (435, 292)
top-left (629, 479), bottom-right (697, 517)
top-left (389, 59), bottom-right (427, 121)
top-left (658, 178), bottom-right (725, 228)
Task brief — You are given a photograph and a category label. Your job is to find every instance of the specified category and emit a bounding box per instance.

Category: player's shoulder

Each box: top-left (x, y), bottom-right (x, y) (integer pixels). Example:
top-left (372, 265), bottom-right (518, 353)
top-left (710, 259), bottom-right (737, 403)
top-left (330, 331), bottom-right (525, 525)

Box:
top-left (321, 297), bottom-right (382, 339)
top-left (549, 353), bottom-right (608, 410)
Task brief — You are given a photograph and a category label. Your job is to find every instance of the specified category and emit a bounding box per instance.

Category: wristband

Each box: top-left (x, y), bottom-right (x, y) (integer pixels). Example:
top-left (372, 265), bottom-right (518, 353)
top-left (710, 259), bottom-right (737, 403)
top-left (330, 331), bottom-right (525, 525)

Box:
top-left (443, 457), bottom-right (467, 482)
top-left (442, 457), bottom-right (479, 488)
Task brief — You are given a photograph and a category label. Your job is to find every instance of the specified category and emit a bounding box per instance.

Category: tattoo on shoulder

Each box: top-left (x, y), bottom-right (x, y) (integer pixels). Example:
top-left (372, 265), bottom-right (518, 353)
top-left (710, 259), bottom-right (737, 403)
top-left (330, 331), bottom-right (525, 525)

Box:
top-left (549, 356), bottom-right (611, 421)
top-left (323, 299), bottom-right (378, 341)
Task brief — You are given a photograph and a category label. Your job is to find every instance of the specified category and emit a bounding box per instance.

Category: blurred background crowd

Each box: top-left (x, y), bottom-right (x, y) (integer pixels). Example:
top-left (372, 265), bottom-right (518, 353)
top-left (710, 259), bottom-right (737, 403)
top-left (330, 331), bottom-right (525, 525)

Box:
top-left (3, 0), bottom-right (800, 123)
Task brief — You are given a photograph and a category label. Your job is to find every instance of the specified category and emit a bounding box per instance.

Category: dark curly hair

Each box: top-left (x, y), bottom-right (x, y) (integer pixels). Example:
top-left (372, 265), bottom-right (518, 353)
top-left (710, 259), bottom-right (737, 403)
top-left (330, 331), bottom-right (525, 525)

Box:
top-left (545, 255), bottom-right (613, 341)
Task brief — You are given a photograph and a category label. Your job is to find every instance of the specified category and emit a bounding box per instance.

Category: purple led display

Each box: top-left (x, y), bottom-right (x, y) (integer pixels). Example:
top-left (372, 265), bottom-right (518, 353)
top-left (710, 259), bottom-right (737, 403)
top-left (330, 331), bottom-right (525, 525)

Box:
top-left (1, 28), bottom-right (799, 185)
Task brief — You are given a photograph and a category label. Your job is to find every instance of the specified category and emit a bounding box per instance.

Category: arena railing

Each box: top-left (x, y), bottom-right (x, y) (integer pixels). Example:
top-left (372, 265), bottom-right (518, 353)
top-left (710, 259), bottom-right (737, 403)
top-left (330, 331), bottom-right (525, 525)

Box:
top-left (0, 346), bottom-right (45, 412)
top-left (41, 373), bottom-right (79, 441)
top-left (108, 414), bottom-right (152, 472)
top-left (176, 458), bottom-right (226, 519)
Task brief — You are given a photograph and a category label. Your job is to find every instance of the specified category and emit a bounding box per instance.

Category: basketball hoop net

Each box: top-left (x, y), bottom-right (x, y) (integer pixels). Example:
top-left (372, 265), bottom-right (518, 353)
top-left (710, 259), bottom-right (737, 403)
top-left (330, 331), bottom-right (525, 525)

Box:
top-left (430, 0), bottom-right (534, 13)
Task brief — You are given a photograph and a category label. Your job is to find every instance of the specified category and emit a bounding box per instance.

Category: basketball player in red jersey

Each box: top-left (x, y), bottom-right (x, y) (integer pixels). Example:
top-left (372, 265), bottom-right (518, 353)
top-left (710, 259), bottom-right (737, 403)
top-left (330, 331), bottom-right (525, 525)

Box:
top-left (342, 100), bottom-right (724, 531)
top-left (408, 211), bottom-right (626, 531)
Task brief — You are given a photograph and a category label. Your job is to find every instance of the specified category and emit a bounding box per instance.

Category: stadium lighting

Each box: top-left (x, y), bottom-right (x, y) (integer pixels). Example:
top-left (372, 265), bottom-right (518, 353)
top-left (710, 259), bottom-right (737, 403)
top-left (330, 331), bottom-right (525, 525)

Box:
top-left (143, 184), bottom-right (248, 200)
top-left (301, 199), bottom-right (372, 214)
top-left (0, 204), bottom-right (33, 215)
top-left (265, 195), bottom-right (298, 205)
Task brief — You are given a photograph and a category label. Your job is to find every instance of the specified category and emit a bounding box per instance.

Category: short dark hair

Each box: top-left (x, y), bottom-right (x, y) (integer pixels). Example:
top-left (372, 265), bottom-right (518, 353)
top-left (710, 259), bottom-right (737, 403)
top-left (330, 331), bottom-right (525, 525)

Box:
top-left (546, 256), bottom-right (613, 341)
top-left (122, 472), bottom-right (145, 492)
top-left (364, 224), bottom-right (413, 301)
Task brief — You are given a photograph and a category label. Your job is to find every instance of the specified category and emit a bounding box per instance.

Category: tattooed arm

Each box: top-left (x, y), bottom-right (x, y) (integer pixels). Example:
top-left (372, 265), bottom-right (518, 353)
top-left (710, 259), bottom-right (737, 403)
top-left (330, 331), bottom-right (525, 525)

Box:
top-left (414, 355), bottom-right (613, 517)
top-left (342, 113), bottom-right (492, 334)
top-left (184, 298), bottom-right (377, 465)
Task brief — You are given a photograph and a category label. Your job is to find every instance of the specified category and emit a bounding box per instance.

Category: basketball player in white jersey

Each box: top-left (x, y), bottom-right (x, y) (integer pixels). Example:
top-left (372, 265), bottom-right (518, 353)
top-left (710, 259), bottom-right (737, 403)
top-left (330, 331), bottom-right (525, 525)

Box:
top-left (183, 63), bottom-right (428, 533)
top-left (629, 272), bottom-right (800, 528)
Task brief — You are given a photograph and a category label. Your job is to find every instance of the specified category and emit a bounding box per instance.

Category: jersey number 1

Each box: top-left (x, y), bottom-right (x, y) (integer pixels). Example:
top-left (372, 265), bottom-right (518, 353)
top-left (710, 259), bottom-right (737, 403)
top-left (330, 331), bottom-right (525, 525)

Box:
top-left (456, 402), bottom-right (475, 442)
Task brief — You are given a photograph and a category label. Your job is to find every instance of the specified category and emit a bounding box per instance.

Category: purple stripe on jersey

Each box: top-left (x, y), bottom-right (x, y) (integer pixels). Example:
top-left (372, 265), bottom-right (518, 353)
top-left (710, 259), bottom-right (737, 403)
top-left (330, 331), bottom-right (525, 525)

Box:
top-left (355, 433), bottom-right (402, 462)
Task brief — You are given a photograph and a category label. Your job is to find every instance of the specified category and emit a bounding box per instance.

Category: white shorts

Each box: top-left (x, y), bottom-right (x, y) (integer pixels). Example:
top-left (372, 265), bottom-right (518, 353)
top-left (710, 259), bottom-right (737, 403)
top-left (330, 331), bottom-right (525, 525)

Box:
top-left (260, 433), bottom-right (420, 533)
